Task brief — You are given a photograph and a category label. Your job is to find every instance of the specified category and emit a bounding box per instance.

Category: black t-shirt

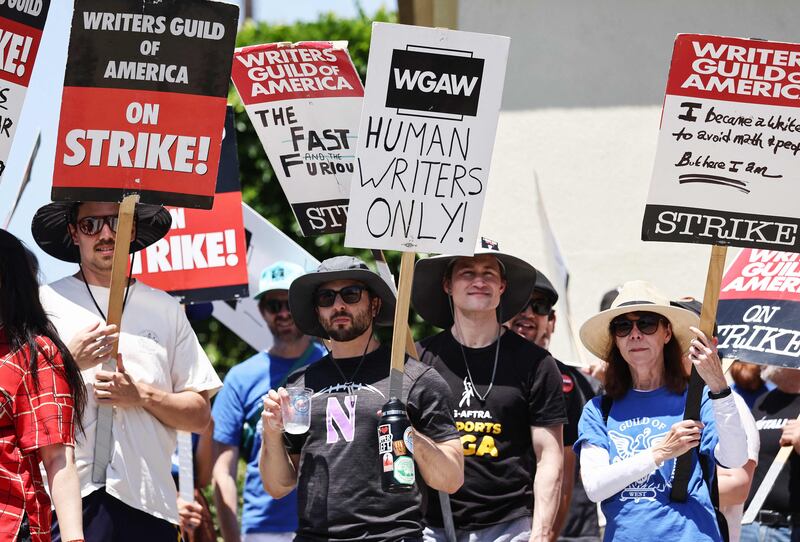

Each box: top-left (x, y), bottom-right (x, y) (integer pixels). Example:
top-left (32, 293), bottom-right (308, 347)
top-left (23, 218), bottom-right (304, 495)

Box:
top-left (417, 329), bottom-right (567, 530)
top-left (746, 389), bottom-right (800, 521)
top-left (285, 344), bottom-right (459, 541)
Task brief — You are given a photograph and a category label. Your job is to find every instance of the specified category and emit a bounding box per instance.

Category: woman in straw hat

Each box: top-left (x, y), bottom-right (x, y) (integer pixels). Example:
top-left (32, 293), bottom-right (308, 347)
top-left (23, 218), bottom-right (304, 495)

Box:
top-left (574, 281), bottom-right (748, 542)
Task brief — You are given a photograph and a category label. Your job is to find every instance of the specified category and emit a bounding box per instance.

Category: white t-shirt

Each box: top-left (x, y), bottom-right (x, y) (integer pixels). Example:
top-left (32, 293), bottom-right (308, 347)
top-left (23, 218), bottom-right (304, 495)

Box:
top-left (720, 392), bottom-right (760, 542)
top-left (40, 276), bottom-right (222, 524)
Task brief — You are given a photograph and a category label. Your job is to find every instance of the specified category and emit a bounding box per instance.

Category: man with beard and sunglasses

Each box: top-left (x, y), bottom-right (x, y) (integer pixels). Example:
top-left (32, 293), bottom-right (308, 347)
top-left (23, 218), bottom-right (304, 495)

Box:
top-left (259, 256), bottom-right (463, 542)
top-left (506, 272), bottom-right (600, 542)
top-left (211, 261), bottom-right (326, 542)
top-left (31, 201), bottom-right (222, 541)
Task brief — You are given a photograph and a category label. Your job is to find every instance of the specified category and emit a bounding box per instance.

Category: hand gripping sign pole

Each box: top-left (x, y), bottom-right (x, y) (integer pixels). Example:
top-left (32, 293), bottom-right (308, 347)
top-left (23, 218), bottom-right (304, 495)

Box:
top-left (91, 194), bottom-right (138, 483)
top-left (670, 245), bottom-right (727, 501)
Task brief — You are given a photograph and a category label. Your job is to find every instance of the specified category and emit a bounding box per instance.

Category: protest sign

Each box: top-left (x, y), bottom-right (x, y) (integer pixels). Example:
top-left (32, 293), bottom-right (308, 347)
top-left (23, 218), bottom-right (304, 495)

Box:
top-left (212, 203), bottom-right (319, 352)
top-left (717, 248), bottom-right (800, 367)
top-left (132, 107), bottom-right (248, 303)
top-left (0, 0), bottom-right (48, 180)
top-left (231, 41), bottom-right (363, 235)
top-left (51, 0), bottom-right (238, 209)
top-left (643, 34), bottom-right (800, 251)
top-left (344, 22), bottom-right (510, 256)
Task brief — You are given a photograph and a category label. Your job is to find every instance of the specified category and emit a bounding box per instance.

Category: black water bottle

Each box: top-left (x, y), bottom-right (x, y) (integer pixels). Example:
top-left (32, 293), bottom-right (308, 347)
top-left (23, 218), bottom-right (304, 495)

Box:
top-left (378, 397), bottom-right (416, 492)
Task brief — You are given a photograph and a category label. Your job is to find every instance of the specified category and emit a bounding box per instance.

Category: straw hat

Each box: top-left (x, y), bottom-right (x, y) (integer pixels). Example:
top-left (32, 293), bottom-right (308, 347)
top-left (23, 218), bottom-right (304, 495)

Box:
top-left (579, 280), bottom-right (700, 359)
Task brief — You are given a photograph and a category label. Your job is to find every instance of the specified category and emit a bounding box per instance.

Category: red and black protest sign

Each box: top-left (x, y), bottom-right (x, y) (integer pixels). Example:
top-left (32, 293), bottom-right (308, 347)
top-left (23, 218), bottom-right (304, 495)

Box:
top-left (717, 248), bottom-right (800, 368)
top-left (51, 0), bottom-right (238, 209)
top-left (132, 107), bottom-right (249, 303)
top-left (0, 0), bottom-right (49, 178)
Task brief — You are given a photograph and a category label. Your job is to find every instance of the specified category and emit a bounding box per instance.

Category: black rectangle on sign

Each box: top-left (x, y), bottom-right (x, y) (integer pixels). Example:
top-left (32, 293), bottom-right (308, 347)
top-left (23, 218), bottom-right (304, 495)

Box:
top-left (385, 48), bottom-right (483, 117)
top-left (291, 199), bottom-right (349, 236)
top-left (0, 0), bottom-right (50, 30)
top-left (64, 0), bottom-right (238, 97)
top-left (642, 204), bottom-right (800, 251)
top-left (171, 282), bottom-right (249, 304)
top-left (216, 106), bottom-right (240, 194)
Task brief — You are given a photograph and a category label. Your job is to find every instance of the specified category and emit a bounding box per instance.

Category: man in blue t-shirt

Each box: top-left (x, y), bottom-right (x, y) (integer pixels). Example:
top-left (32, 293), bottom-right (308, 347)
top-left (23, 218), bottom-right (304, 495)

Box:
top-left (211, 261), bottom-right (326, 541)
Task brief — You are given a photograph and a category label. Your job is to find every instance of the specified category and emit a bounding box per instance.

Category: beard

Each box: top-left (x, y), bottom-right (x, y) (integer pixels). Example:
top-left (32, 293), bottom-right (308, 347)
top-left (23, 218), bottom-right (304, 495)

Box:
top-left (267, 316), bottom-right (304, 342)
top-left (321, 307), bottom-right (373, 342)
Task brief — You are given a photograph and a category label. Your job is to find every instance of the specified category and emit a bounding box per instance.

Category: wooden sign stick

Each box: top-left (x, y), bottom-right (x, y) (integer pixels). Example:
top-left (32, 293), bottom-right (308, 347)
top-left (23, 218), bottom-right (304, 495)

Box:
top-left (371, 249), bottom-right (418, 360)
top-left (91, 193), bottom-right (139, 483)
top-left (388, 251), bottom-right (415, 399)
top-left (671, 244), bottom-right (727, 501)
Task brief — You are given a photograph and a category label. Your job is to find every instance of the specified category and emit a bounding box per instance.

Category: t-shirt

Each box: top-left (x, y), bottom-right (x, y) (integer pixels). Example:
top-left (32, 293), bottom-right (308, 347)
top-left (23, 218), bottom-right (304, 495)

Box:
top-left (40, 276), bottom-right (222, 524)
top-left (732, 382), bottom-right (771, 411)
top-left (575, 387), bottom-right (721, 542)
top-left (0, 329), bottom-right (75, 542)
top-left (212, 344), bottom-right (326, 533)
top-left (285, 344), bottom-right (459, 541)
top-left (746, 389), bottom-right (800, 522)
top-left (417, 329), bottom-right (567, 530)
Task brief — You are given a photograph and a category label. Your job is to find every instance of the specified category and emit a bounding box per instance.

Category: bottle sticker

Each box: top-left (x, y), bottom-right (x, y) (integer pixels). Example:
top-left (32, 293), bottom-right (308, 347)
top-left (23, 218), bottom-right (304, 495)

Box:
top-left (404, 426), bottom-right (414, 454)
top-left (393, 440), bottom-right (407, 455)
top-left (378, 424), bottom-right (392, 454)
top-left (393, 456), bottom-right (415, 485)
top-left (383, 452), bottom-right (394, 472)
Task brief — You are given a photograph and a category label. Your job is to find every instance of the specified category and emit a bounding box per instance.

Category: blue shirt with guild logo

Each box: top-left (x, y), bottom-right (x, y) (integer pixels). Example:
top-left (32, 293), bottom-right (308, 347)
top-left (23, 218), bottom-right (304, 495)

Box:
top-left (212, 344), bottom-right (326, 534)
top-left (574, 386), bottom-right (721, 542)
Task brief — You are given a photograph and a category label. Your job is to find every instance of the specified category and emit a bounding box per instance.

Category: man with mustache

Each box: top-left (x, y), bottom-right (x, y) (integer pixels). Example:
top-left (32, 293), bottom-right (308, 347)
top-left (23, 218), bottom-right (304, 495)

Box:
top-left (211, 261), bottom-right (326, 541)
top-left (32, 201), bottom-right (222, 541)
top-left (259, 256), bottom-right (463, 541)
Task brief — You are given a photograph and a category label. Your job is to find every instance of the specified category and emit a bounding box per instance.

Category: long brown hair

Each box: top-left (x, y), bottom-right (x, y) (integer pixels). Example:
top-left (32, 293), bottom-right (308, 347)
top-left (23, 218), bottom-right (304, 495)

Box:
top-left (604, 335), bottom-right (688, 400)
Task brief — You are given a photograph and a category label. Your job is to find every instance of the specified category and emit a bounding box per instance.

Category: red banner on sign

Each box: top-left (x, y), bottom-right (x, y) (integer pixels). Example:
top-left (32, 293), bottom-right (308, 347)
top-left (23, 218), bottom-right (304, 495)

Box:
top-left (719, 248), bottom-right (800, 301)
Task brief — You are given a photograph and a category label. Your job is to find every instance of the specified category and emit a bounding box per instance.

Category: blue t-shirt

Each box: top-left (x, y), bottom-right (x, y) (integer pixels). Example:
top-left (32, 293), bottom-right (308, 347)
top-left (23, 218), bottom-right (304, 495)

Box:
top-left (574, 386), bottom-right (721, 542)
top-left (212, 343), bottom-right (326, 534)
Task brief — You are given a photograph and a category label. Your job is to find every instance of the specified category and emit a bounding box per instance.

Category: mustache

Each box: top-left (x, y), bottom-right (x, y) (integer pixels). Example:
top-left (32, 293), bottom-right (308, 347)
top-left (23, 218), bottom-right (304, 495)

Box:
top-left (328, 310), bottom-right (354, 321)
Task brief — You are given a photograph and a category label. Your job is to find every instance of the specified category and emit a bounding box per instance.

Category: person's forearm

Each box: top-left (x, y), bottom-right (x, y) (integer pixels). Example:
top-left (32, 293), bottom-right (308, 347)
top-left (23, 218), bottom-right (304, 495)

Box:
top-left (258, 432), bottom-right (297, 498)
top-left (212, 475), bottom-right (241, 542)
top-left (412, 432), bottom-right (463, 494)
top-left (712, 395), bottom-right (748, 468)
top-left (550, 448), bottom-right (575, 542)
top-left (137, 385), bottom-right (210, 433)
top-left (580, 444), bottom-right (658, 502)
top-left (44, 446), bottom-right (83, 542)
top-left (531, 443), bottom-right (563, 541)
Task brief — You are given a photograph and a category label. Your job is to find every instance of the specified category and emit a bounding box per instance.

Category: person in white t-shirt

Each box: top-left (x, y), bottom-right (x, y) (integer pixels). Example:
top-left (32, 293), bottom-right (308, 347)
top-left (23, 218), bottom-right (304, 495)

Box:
top-left (32, 200), bottom-right (222, 542)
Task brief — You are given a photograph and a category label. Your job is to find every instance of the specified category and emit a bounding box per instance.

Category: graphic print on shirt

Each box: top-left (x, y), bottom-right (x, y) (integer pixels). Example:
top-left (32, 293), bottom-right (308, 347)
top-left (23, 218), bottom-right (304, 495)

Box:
top-left (608, 418), bottom-right (670, 502)
top-left (453, 378), bottom-right (501, 458)
top-left (459, 377), bottom-right (475, 407)
top-left (326, 395), bottom-right (358, 444)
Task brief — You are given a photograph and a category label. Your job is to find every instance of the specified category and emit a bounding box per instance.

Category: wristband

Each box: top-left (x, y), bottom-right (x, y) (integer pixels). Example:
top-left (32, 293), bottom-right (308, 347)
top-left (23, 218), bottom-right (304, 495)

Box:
top-left (707, 386), bottom-right (732, 400)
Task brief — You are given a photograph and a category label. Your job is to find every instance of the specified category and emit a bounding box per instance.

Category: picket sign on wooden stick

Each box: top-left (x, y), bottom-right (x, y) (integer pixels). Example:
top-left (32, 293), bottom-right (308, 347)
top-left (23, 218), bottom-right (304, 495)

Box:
top-left (388, 252), bottom-right (415, 399)
top-left (371, 249), bottom-right (418, 361)
top-left (670, 245), bottom-right (727, 501)
top-left (91, 193), bottom-right (138, 483)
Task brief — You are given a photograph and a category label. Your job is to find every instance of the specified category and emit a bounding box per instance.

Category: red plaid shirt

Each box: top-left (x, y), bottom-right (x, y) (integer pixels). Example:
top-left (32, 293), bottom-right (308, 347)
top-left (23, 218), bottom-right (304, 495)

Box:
top-left (0, 328), bottom-right (75, 542)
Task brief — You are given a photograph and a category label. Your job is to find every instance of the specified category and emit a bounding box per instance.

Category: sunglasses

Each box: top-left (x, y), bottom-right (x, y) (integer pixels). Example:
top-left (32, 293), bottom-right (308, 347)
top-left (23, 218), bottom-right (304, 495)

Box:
top-left (609, 313), bottom-right (665, 338)
top-left (261, 299), bottom-right (290, 315)
top-left (76, 215), bottom-right (134, 236)
top-left (314, 285), bottom-right (367, 308)
top-left (524, 299), bottom-right (553, 316)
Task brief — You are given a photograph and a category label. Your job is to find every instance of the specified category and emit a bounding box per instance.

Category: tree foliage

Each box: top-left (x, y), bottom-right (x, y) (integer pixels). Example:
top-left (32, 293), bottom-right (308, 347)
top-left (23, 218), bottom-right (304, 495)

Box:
top-left (193, 8), bottom-right (438, 377)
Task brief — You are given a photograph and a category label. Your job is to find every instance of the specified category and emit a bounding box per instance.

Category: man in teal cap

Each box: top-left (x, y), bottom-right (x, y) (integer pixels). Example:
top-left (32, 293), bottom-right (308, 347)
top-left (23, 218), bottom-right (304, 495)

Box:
top-left (211, 261), bottom-right (326, 541)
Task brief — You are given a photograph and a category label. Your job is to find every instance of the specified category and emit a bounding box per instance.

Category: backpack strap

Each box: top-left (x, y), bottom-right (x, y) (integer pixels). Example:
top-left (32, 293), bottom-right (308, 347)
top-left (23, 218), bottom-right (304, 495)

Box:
top-left (600, 394), bottom-right (613, 425)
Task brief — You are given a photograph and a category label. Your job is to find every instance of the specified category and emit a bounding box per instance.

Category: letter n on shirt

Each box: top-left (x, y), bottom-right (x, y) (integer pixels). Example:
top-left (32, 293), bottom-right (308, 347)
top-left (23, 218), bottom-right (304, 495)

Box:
top-left (326, 396), bottom-right (358, 444)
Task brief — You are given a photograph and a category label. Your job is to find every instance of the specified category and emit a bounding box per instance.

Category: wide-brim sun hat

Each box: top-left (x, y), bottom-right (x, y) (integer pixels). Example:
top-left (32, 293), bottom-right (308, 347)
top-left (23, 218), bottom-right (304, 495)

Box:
top-left (411, 237), bottom-right (537, 329)
top-left (254, 261), bottom-right (307, 300)
top-left (288, 255), bottom-right (396, 338)
top-left (579, 280), bottom-right (700, 360)
top-left (31, 201), bottom-right (171, 263)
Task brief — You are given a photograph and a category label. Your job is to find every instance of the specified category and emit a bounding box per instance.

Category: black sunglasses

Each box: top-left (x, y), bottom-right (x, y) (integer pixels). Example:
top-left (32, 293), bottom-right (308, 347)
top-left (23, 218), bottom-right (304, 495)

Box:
top-left (76, 215), bottom-right (134, 236)
top-left (609, 313), bottom-right (665, 338)
top-left (314, 285), bottom-right (367, 308)
top-left (524, 299), bottom-right (553, 316)
top-left (261, 299), bottom-right (290, 315)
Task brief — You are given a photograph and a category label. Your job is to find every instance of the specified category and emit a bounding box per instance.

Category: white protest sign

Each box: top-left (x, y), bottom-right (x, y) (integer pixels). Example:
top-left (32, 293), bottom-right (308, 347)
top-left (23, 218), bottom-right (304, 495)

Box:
top-left (643, 34), bottom-right (800, 250)
top-left (231, 41), bottom-right (363, 236)
top-left (345, 22), bottom-right (510, 256)
top-left (211, 203), bottom-right (318, 351)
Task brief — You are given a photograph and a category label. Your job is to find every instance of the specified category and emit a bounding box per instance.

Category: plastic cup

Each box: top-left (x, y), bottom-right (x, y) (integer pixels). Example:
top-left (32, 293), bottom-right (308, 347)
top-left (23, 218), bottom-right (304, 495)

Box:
top-left (282, 387), bottom-right (313, 434)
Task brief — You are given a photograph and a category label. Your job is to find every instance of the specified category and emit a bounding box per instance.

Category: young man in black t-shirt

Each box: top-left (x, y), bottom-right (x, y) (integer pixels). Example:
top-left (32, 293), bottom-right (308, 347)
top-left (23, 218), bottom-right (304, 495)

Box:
top-left (259, 256), bottom-right (463, 542)
top-left (412, 240), bottom-right (567, 542)
top-left (742, 366), bottom-right (800, 542)
top-left (506, 271), bottom-right (600, 542)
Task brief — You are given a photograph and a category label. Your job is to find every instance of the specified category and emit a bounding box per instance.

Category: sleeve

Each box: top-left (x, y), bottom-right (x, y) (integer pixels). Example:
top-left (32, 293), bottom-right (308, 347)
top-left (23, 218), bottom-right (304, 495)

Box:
top-left (573, 397), bottom-right (610, 454)
top-left (734, 393), bottom-right (761, 462)
top-left (579, 444), bottom-right (659, 503)
top-left (703, 391), bottom-right (748, 469)
top-left (529, 354), bottom-right (568, 427)
top-left (562, 374), bottom-right (585, 447)
top-left (170, 302), bottom-right (222, 397)
top-left (15, 340), bottom-right (75, 453)
top-left (407, 367), bottom-right (460, 443)
top-left (211, 370), bottom-right (245, 447)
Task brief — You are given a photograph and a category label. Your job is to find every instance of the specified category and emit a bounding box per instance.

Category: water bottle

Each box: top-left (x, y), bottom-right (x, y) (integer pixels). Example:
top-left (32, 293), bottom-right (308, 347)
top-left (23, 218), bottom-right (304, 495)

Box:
top-left (378, 397), bottom-right (415, 492)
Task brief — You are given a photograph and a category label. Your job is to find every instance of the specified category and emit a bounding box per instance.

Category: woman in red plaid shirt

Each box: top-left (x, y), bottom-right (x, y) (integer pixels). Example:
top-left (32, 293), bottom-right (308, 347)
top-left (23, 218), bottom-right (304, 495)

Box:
top-left (0, 230), bottom-right (86, 542)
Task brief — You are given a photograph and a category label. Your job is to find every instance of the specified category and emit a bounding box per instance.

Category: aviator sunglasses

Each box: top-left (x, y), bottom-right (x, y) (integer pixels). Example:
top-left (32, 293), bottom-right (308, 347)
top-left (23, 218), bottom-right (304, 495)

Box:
top-left (314, 285), bottom-right (367, 307)
top-left (609, 313), bottom-right (665, 338)
top-left (76, 215), bottom-right (134, 236)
